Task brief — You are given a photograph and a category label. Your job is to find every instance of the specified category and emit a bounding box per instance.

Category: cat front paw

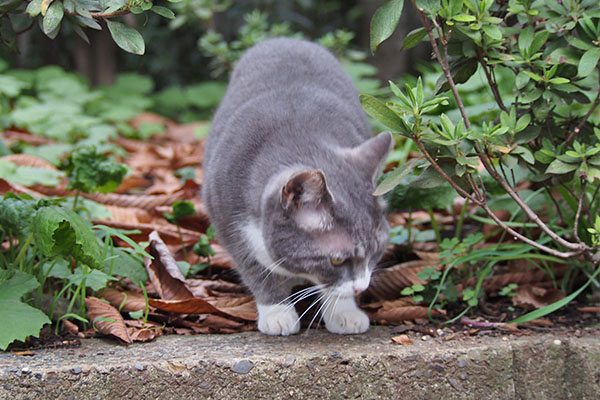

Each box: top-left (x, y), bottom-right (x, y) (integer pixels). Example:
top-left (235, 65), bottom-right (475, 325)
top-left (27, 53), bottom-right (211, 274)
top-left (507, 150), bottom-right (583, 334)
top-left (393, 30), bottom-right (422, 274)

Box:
top-left (256, 304), bottom-right (300, 336)
top-left (323, 297), bottom-right (370, 334)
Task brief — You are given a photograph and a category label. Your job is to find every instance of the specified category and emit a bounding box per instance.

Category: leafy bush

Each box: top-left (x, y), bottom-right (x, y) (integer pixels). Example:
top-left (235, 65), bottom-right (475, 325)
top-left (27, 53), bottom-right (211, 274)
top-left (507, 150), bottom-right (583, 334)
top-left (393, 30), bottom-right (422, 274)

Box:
top-left (363, 0), bottom-right (600, 321)
top-left (0, 0), bottom-right (178, 55)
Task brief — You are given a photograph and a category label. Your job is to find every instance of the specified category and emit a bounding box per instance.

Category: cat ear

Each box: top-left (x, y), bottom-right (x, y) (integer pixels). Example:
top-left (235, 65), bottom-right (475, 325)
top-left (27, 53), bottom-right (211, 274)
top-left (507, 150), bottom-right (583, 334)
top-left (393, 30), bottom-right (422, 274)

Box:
top-left (281, 170), bottom-right (334, 231)
top-left (281, 170), bottom-right (333, 210)
top-left (344, 132), bottom-right (394, 184)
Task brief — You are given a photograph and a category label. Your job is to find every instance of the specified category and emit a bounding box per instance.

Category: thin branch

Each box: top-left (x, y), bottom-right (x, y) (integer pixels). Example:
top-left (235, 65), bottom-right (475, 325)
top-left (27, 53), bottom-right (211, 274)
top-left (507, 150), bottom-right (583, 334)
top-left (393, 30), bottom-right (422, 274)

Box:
top-left (564, 78), bottom-right (600, 146)
top-left (64, 9), bottom-right (131, 19)
top-left (15, 22), bottom-right (35, 35)
top-left (574, 180), bottom-right (587, 244)
top-left (476, 50), bottom-right (508, 112)
top-left (412, 135), bottom-right (482, 204)
top-left (544, 187), bottom-right (566, 226)
top-left (411, 0), bottom-right (591, 256)
top-left (480, 203), bottom-right (583, 259)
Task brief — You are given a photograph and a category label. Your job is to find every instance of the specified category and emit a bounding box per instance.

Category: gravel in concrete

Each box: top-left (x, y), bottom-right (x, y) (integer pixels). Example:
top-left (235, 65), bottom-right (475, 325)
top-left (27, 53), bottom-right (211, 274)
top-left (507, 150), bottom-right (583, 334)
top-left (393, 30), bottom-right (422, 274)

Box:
top-left (0, 326), bottom-right (598, 399)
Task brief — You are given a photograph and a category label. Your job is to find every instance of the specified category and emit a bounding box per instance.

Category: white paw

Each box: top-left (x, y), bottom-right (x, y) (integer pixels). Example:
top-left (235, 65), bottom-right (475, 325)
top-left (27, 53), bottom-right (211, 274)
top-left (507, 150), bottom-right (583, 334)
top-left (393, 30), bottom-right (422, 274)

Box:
top-left (256, 304), bottom-right (300, 336)
top-left (324, 308), bottom-right (370, 334)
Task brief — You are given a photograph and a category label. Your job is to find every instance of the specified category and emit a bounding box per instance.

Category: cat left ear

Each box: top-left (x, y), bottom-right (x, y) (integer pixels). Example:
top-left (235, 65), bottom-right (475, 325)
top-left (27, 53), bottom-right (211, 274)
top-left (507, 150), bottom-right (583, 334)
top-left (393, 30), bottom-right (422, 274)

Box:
top-left (281, 170), bottom-right (333, 210)
top-left (344, 132), bottom-right (394, 184)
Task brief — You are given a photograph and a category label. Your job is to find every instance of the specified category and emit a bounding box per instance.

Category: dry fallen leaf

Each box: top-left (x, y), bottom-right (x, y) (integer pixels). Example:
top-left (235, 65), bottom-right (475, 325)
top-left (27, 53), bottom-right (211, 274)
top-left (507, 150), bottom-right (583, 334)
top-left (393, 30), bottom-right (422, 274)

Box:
top-left (101, 288), bottom-right (149, 313)
top-left (391, 334), bottom-right (413, 345)
top-left (85, 297), bottom-right (132, 344)
top-left (513, 285), bottom-right (566, 310)
top-left (146, 231), bottom-right (194, 300)
top-left (148, 297), bottom-right (221, 315)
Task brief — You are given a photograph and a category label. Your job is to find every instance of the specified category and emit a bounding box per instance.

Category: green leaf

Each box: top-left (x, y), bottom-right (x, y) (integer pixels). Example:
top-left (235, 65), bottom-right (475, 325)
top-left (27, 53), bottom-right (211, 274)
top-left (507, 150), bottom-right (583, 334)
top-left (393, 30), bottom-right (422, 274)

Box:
top-left (42, 1), bottom-right (64, 36)
top-left (151, 5), bottom-right (175, 19)
top-left (0, 270), bottom-right (40, 300)
top-left (401, 27), bottom-right (426, 50)
top-left (453, 14), bottom-right (476, 22)
top-left (0, 300), bottom-right (51, 350)
top-left (369, 0), bottom-right (404, 53)
top-left (65, 145), bottom-right (128, 194)
top-left (34, 206), bottom-right (103, 269)
top-left (25, 0), bottom-right (42, 17)
top-left (545, 159), bottom-right (578, 174)
top-left (578, 48), bottom-right (600, 77)
top-left (529, 30), bottom-right (548, 54)
top-left (164, 200), bottom-right (196, 224)
top-left (518, 26), bottom-right (533, 54)
top-left (0, 271), bottom-right (51, 351)
top-left (69, 266), bottom-right (116, 291)
top-left (106, 19), bottom-right (145, 55)
top-left (0, 195), bottom-right (37, 240)
top-left (360, 94), bottom-right (411, 134)
top-left (549, 77), bottom-right (569, 85)
top-left (482, 24), bottom-right (502, 40)
top-left (515, 114), bottom-right (531, 132)
top-left (103, 248), bottom-right (148, 285)
top-left (374, 158), bottom-right (418, 196)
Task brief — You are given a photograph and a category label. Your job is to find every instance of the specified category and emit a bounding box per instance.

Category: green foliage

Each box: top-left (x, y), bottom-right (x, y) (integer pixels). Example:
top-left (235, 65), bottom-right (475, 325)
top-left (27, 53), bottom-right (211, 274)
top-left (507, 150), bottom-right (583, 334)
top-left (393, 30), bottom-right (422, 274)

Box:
top-left (64, 145), bottom-right (128, 194)
top-left (1, 0), bottom-right (178, 55)
top-left (365, 0), bottom-right (600, 319)
top-left (0, 271), bottom-right (51, 351)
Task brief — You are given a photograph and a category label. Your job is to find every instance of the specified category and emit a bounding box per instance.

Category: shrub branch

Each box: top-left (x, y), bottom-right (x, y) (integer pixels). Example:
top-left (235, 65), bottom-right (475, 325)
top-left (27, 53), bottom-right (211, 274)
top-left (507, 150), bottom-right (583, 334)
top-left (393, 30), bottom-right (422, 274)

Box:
top-left (410, 0), bottom-right (592, 258)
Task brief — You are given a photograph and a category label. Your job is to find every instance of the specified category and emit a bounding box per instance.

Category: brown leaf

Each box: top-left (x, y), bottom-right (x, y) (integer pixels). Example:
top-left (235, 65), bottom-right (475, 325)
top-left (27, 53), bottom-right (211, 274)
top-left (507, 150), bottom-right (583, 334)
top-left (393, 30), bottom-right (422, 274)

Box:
top-left (148, 297), bottom-right (221, 314)
top-left (512, 285), bottom-right (566, 310)
top-left (365, 298), bottom-right (445, 324)
top-left (85, 297), bottom-right (132, 344)
top-left (205, 295), bottom-right (258, 321)
top-left (185, 279), bottom-right (244, 297)
top-left (127, 326), bottom-right (162, 342)
top-left (577, 307), bottom-right (600, 313)
top-left (61, 319), bottom-right (79, 336)
top-left (101, 288), bottom-right (149, 313)
top-left (391, 334), bottom-right (413, 345)
top-left (365, 260), bottom-right (439, 300)
top-left (146, 231), bottom-right (194, 300)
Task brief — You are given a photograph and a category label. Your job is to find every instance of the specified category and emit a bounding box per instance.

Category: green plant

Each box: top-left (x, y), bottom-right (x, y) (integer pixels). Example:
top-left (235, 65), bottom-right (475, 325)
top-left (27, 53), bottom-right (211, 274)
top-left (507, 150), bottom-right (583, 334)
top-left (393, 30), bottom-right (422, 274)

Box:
top-left (0, 0), bottom-right (178, 55)
top-left (363, 0), bottom-right (600, 322)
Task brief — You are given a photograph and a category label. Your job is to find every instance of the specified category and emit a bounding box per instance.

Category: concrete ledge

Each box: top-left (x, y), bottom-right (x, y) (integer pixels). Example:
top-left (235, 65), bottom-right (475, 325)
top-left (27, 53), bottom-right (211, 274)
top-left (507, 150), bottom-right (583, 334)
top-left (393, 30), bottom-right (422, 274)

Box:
top-left (1, 327), bottom-right (599, 399)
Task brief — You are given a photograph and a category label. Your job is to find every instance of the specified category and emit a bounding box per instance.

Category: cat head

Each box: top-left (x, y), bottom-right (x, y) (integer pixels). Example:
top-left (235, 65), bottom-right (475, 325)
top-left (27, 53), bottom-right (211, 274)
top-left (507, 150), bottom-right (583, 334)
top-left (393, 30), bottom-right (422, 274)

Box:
top-left (258, 132), bottom-right (393, 297)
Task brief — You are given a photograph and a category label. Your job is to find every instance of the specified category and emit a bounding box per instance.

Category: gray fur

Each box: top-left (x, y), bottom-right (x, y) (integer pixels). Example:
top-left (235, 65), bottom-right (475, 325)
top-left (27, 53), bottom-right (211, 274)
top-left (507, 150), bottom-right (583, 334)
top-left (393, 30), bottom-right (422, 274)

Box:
top-left (202, 38), bottom-right (391, 324)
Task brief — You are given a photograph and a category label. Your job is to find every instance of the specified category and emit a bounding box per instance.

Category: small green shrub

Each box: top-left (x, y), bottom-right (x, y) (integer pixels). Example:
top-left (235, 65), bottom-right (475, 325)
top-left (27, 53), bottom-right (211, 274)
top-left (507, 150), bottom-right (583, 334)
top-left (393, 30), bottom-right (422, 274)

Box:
top-left (364, 0), bottom-right (600, 322)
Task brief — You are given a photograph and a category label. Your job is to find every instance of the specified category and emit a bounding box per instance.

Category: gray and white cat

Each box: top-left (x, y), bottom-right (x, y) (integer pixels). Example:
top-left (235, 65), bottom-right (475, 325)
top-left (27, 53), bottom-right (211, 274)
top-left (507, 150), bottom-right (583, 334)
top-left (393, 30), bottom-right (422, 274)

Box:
top-left (202, 38), bottom-right (392, 335)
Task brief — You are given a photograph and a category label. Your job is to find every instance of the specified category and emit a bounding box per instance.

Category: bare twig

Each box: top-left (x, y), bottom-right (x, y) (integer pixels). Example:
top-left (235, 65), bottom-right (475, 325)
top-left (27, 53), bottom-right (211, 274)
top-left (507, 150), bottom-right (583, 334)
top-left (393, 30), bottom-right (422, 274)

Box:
top-left (574, 180), bottom-right (587, 244)
top-left (412, 135), bottom-right (481, 205)
top-left (480, 203), bottom-right (583, 259)
top-left (564, 78), bottom-right (600, 146)
top-left (476, 50), bottom-right (508, 112)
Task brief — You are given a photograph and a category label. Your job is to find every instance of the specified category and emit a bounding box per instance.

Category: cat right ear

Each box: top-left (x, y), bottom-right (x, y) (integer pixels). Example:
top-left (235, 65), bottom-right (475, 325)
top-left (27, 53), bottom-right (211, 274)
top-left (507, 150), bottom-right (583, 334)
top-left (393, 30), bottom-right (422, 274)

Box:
top-left (281, 170), bottom-right (334, 231)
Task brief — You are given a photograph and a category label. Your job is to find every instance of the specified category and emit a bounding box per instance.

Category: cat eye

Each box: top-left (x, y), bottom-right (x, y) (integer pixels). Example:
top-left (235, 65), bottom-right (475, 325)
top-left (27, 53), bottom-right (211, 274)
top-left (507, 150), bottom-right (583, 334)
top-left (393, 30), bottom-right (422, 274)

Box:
top-left (330, 256), bottom-right (346, 266)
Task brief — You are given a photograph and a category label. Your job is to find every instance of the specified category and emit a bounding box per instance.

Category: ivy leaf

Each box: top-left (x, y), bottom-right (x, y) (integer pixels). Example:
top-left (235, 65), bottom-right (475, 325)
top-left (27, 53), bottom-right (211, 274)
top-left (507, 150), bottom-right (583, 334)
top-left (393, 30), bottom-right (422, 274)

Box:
top-left (42, 1), bottom-right (63, 37)
top-left (33, 205), bottom-right (103, 269)
top-left (578, 48), bottom-right (600, 77)
top-left (106, 19), bottom-right (145, 55)
top-left (370, 0), bottom-right (404, 53)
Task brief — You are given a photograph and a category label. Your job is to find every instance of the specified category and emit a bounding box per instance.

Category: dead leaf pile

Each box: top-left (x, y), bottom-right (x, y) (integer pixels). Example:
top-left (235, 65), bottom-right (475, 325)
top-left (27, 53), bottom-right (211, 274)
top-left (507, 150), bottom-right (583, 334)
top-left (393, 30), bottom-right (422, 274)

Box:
top-left (1, 112), bottom-right (587, 343)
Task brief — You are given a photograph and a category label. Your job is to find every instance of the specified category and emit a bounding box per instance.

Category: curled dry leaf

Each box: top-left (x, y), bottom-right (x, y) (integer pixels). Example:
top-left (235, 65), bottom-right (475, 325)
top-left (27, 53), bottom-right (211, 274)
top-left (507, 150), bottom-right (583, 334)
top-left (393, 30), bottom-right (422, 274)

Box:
top-left (146, 230), bottom-right (194, 300)
top-left (391, 334), bottom-right (413, 345)
top-left (127, 326), bottom-right (161, 342)
top-left (186, 279), bottom-right (245, 297)
top-left (1, 154), bottom-right (58, 170)
top-left (364, 298), bottom-right (445, 324)
top-left (512, 285), bottom-right (566, 310)
top-left (148, 297), bottom-right (221, 315)
top-left (85, 297), bottom-right (132, 344)
top-left (101, 288), bottom-right (149, 313)
top-left (205, 295), bottom-right (257, 321)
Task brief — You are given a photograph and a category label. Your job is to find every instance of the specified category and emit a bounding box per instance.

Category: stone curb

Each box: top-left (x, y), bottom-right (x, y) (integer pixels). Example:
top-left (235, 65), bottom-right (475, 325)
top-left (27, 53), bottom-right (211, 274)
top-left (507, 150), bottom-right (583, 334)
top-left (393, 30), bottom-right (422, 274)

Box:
top-left (1, 327), bottom-right (598, 399)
